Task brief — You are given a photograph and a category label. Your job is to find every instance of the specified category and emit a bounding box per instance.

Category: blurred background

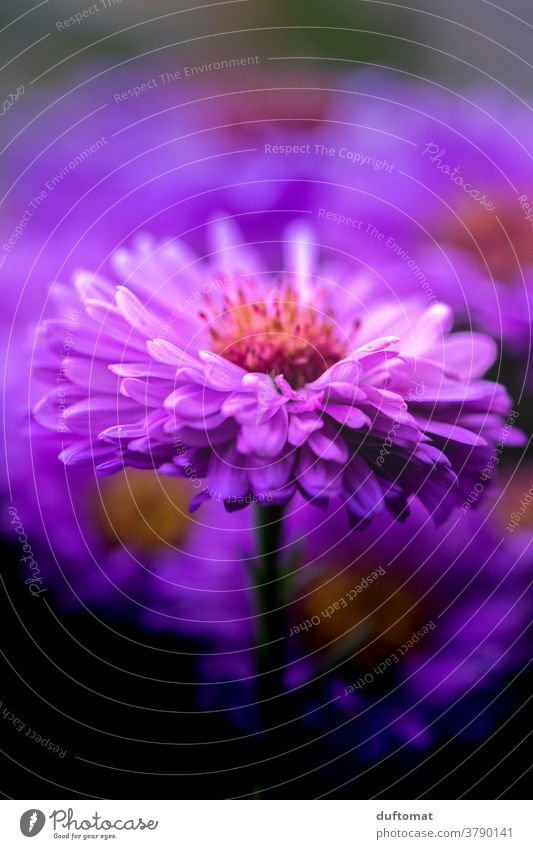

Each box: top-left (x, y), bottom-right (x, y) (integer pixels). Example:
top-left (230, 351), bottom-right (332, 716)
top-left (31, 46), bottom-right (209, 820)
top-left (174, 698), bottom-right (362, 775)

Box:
top-left (1, 0), bottom-right (532, 799)
top-left (3, 0), bottom-right (533, 91)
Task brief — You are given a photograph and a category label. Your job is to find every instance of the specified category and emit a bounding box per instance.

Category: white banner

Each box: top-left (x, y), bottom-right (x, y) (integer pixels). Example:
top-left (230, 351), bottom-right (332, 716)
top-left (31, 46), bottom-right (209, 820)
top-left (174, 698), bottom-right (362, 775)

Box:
top-left (0, 800), bottom-right (531, 848)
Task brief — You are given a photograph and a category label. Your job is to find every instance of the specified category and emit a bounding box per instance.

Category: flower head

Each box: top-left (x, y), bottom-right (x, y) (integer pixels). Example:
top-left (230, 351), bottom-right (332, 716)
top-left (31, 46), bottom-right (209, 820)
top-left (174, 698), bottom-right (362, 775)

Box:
top-left (33, 218), bottom-right (521, 528)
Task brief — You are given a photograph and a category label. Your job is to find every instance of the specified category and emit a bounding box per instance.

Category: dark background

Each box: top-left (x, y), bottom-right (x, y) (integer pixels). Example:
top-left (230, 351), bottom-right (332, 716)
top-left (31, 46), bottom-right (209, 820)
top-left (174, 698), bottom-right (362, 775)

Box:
top-left (1, 539), bottom-right (532, 798)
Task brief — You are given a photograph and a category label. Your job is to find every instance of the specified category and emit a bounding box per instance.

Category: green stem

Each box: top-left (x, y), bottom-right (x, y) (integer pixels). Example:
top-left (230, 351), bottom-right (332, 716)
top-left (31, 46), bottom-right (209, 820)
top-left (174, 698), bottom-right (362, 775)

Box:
top-left (255, 503), bottom-right (286, 728)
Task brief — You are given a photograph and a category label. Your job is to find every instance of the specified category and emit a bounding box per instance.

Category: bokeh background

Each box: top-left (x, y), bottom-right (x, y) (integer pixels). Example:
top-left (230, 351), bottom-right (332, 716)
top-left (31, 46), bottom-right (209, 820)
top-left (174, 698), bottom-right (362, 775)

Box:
top-left (1, 0), bottom-right (532, 799)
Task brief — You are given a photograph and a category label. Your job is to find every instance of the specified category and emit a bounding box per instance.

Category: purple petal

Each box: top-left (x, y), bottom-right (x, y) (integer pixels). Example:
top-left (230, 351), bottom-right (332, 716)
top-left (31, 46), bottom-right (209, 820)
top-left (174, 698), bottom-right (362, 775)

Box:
top-left (164, 386), bottom-right (227, 419)
top-left (237, 406), bottom-right (288, 458)
top-left (308, 424), bottom-right (349, 463)
top-left (73, 270), bottom-right (116, 302)
top-left (415, 416), bottom-right (488, 446)
top-left (402, 304), bottom-right (453, 357)
top-left (115, 287), bottom-right (169, 338)
top-left (121, 378), bottom-right (174, 407)
top-left (323, 404), bottom-right (371, 430)
top-left (297, 446), bottom-right (343, 498)
top-left (207, 446), bottom-right (249, 499)
top-left (147, 339), bottom-right (200, 369)
top-left (198, 350), bottom-right (247, 390)
top-left (442, 332), bottom-right (497, 378)
top-left (59, 440), bottom-right (116, 466)
top-left (248, 454), bottom-right (294, 492)
top-left (344, 455), bottom-right (385, 521)
top-left (63, 396), bottom-right (141, 434)
top-left (287, 412), bottom-right (323, 446)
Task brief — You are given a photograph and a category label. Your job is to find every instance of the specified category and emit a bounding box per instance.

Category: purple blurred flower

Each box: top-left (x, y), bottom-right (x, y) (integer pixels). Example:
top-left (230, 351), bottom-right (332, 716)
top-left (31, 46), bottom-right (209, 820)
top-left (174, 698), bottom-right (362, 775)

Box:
top-left (284, 498), bottom-right (533, 758)
top-left (319, 74), bottom-right (533, 356)
top-left (3, 406), bottom-right (255, 622)
top-left (32, 217), bottom-right (520, 528)
top-left (146, 495), bottom-right (533, 756)
top-left (0, 64), bottom-right (348, 323)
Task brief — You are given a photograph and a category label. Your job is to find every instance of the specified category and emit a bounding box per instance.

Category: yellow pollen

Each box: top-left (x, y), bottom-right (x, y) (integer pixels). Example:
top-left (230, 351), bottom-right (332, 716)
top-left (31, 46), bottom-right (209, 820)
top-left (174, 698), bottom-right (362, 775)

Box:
top-left (295, 568), bottom-right (424, 669)
top-left (93, 469), bottom-right (193, 549)
top-left (443, 199), bottom-right (533, 283)
top-left (201, 283), bottom-right (347, 388)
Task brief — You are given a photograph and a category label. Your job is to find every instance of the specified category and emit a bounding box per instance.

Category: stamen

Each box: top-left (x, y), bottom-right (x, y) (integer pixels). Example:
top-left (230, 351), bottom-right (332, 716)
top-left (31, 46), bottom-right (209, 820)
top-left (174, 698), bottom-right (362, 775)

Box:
top-left (200, 278), bottom-right (349, 388)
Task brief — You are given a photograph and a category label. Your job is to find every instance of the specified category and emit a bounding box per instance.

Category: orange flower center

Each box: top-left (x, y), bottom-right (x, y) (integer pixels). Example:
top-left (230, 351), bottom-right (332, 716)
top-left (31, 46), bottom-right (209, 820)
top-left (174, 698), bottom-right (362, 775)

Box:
top-left (200, 282), bottom-right (348, 388)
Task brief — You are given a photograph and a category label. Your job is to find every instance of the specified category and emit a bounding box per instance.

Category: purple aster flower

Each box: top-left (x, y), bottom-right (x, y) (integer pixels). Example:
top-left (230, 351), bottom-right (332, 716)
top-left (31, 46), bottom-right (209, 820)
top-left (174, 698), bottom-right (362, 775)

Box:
top-left (32, 217), bottom-right (521, 528)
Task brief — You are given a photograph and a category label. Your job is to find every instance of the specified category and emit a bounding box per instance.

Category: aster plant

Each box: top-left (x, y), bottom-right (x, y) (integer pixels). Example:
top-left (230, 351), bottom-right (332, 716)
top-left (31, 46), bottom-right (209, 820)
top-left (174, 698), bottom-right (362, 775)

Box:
top-left (32, 217), bottom-right (522, 715)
